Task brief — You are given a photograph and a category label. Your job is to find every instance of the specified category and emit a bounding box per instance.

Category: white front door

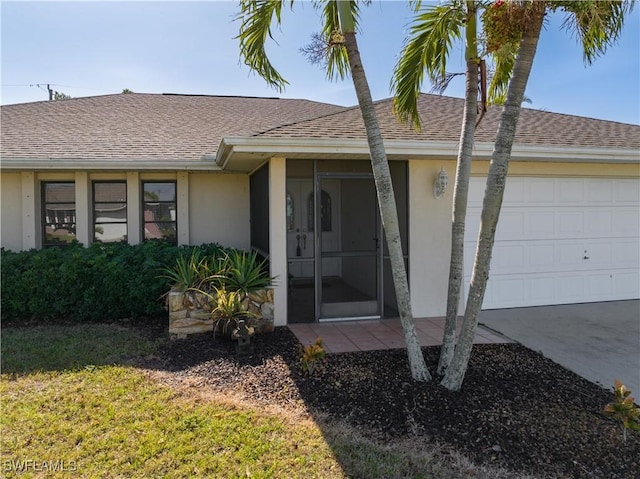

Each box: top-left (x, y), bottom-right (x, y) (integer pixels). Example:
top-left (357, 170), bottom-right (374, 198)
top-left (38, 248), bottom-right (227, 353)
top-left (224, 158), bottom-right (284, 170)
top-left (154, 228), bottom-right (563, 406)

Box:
top-left (287, 179), bottom-right (340, 280)
top-left (464, 177), bottom-right (640, 309)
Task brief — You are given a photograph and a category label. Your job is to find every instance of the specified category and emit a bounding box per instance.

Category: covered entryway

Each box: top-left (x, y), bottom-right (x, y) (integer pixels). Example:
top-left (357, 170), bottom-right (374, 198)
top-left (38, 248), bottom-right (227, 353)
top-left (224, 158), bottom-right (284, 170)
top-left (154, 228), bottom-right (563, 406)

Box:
top-left (287, 160), bottom-right (408, 323)
top-left (465, 177), bottom-right (640, 309)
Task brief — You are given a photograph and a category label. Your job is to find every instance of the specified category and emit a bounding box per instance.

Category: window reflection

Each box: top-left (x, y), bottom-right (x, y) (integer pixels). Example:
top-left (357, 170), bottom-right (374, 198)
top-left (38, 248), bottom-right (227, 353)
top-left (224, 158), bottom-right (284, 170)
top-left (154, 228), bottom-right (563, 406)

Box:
top-left (143, 182), bottom-right (177, 244)
top-left (42, 182), bottom-right (76, 247)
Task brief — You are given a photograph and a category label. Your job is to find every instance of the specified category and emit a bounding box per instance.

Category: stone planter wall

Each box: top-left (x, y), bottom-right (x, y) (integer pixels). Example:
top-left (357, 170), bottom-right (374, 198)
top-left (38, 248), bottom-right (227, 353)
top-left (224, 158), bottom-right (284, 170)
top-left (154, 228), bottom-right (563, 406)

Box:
top-left (169, 288), bottom-right (275, 339)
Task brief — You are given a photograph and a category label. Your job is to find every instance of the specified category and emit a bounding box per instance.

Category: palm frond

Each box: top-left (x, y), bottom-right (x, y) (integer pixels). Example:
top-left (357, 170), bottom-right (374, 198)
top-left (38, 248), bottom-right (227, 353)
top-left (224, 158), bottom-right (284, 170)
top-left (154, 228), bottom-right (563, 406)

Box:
top-left (236, 0), bottom-right (293, 91)
top-left (392, 3), bottom-right (466, 129)
top-left (556, 0), bottom-right (633, 65)
top-left (486, 41), bottom-right (518, 105)
top-left (430, 72), bottom-right (465, 95)
top-left (321, 0), bottom-right (350, 80)
top-left (311, 0), bottom-right (365, 81)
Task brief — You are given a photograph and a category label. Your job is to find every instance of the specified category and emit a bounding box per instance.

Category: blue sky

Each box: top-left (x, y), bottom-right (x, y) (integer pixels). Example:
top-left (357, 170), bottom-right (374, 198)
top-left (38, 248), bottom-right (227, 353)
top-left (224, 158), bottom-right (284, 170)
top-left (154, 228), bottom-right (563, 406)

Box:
top-left (2, 1), bottom-right (639, 124)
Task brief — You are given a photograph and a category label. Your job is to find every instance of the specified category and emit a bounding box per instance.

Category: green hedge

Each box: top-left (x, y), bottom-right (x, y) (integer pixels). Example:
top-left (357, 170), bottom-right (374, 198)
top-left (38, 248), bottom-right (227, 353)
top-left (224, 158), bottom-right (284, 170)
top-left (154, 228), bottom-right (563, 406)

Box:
top-left (1, 241), bottom-right (227, 323)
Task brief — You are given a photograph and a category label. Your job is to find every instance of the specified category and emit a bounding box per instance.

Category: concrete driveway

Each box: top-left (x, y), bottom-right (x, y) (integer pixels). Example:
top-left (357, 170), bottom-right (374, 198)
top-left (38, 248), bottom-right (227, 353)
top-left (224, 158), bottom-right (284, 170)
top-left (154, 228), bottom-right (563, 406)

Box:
top-left (479, 300), bottom-right (640, 395)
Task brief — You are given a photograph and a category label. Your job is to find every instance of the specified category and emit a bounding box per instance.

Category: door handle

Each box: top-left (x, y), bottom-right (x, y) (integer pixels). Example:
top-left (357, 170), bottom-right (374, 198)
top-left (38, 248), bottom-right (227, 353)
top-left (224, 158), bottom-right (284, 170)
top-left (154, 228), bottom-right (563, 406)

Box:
top-left (583, 250), bottom-right (589, 260)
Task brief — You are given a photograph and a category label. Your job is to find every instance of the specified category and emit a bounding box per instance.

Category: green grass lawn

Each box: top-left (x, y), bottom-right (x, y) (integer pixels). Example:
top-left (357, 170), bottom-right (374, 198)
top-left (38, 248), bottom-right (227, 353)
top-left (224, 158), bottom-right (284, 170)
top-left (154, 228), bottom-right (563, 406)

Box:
top-left (1, 324), bottom-right (524, 479)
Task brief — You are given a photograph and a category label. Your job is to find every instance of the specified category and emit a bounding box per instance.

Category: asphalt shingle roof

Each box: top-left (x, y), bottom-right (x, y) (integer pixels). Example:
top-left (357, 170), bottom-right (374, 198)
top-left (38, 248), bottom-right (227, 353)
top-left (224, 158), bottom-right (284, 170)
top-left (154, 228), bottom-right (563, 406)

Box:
top-left (259, 94), bottom-right (640, 149)
top-left (0, 93), bottom-right (346, 161)
top-left (1, 92), bottom-right (638, 163)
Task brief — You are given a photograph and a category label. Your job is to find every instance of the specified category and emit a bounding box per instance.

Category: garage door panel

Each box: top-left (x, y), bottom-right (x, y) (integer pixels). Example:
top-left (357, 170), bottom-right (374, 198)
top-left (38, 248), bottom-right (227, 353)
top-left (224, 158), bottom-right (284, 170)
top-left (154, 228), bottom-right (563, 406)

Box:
top-left (558, 179), bottom-right (585, 203)
top-left (585, 273), bottom-right (613, 299)
top-left (491, 277), bottom-right (525, 307)
top-left (584, 210), bottom-right (613, 235)
top-left (528, 244), bottom-right (555, 269)
top-left (557, 211), bottom-right (584, 236)
top-left (612, 241), bottom-right (640, 266)
top-left (558, 242), bottom-right (587, 268)
top-left (495, 211), bottom-right (525, 239)
top-left (613, 209), bottom-right (640, 236)
top-left (554, 274), bottom-right (584, 302)
top-left (502, 178), bottom-right (526, 205)
top-left (586, 179), bottom-right (614, 203)
top-left (583, 242), bottom-right (612, 267)
top-left (615, 179), bottom-right (640, 203)
top-left (528, 210), bottom-right (555, 237)
top-left (465, 210), bottom-right (481, 238)
top-left (528, 277), bottom-right (555, 303)
top-left (614, 272), bottom-right (640, 296)
top-left (526, 178), bottom-right (555, 204)
top-left (464, 177), bottom-right (640, 310)
top-left (493, 244), bottom-right (525, 273)
top-left (467, 181), bottom-right (486, 207)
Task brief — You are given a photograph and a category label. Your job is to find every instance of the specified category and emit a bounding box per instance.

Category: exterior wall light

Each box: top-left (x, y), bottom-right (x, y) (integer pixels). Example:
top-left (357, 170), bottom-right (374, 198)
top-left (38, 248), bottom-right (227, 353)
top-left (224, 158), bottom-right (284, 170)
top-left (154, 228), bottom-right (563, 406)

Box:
top-left (433, 168), bottom-right (448, 199)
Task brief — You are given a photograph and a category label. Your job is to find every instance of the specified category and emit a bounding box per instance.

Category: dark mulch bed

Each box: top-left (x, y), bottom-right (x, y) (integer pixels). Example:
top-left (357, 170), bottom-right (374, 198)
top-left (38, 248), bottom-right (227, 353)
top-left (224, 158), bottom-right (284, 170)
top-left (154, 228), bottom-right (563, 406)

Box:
top-left (141, 326), bottom-right (639, 479)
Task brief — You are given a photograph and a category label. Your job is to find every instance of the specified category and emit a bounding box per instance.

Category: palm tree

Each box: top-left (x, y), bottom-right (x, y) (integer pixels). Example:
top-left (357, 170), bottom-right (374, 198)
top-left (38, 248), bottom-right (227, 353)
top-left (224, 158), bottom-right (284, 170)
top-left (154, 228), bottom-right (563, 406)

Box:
top-left (393, 0), bottom-right (479, 375)
top-left (236, 0), bottom-right (431, 381)
top-left (392, 0), bottom-right (517, 374)
top-left (441, 0), bottom-right (633, 391)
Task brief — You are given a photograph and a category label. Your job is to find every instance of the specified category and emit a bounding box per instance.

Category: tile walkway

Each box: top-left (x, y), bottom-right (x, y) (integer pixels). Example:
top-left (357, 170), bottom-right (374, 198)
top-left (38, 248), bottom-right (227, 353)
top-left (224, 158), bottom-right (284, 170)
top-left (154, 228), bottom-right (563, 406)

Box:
top-left (288, 317), bottom-right (511, 353)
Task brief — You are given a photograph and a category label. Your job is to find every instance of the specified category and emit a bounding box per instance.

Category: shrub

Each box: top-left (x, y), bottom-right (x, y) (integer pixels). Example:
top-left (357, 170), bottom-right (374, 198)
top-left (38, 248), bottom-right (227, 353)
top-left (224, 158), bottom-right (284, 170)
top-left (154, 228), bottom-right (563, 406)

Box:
top-left (163, 248), bottom-right (275, 298)
top-left (0, 241), bottom-right (226, 323)
top-left (603, 380), bottom-right (640, 442)
top-left (221, 249), bottom-right (274, 294)
top-left (209, 288), bottom-right (256, 339)
top-left (298, 337), bottom-right (326, 376)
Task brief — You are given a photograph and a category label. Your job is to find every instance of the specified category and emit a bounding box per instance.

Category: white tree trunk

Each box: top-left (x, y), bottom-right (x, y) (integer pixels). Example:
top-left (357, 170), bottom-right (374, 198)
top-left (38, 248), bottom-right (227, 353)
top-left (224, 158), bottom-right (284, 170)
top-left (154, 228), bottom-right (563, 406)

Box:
top-left (441, 3), bottom-right (546, 391)
top-left (438, 55), bottom-right (479, 375)
top-left (344, 31), bottom-right (431, 382)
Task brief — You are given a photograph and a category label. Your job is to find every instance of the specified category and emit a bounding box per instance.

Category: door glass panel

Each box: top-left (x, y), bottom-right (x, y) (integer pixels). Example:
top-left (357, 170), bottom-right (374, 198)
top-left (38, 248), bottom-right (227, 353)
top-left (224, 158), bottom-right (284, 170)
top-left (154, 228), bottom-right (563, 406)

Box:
top-left (286, 192), bottom-right (294, 231)
top-left (307, 190), bottom-right (332, 232)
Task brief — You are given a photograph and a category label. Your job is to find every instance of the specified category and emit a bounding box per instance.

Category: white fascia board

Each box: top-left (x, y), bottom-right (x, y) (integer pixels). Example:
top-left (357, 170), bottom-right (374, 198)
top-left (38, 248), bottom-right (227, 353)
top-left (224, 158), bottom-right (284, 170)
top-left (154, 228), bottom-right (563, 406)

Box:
top-left (217, 137), bottom-right (639, 166)
top-left (502, 144), bottom-right (639, 163)
top-left (0, 157), bottom-right (222, 171)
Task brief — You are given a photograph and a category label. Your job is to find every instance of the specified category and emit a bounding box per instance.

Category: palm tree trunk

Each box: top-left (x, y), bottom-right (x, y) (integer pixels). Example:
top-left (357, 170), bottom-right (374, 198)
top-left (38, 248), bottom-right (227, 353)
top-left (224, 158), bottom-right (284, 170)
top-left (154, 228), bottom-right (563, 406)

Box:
top-left (441, 3), bottom-right (546, 391)
top-left (343, 30), bottom-right (431, 382)
top-left (438, 2), bottom-right (479, 375)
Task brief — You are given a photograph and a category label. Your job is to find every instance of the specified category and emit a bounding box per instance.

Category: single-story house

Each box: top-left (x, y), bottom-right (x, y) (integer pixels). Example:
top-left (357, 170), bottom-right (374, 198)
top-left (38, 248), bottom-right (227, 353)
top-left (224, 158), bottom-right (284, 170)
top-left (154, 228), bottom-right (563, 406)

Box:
top-left (1, 93), bottom-right (638, 325)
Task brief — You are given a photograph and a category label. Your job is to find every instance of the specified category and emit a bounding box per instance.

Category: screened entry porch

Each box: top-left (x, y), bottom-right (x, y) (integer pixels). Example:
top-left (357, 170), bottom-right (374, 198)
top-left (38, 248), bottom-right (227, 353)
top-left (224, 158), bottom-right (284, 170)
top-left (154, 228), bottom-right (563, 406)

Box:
top-left (281, 159), bottom-right (409, 323)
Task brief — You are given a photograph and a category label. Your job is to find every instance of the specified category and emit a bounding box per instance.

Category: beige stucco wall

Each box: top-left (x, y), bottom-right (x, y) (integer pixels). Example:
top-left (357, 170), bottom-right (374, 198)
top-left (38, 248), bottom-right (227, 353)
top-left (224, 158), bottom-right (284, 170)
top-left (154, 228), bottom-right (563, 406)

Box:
top-left (0, 170), bottom-right (252, 252)
top-left (408, 160), bottom-right (457, 318)
top-left (1, 173), bottom-right (24, 252)
top-left (188, 173), bottom-right (250, 249)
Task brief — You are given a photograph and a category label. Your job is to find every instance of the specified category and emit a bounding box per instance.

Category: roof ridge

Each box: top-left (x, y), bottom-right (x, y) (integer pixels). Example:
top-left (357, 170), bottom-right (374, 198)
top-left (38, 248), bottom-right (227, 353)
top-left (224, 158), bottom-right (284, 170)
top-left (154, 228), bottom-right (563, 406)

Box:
top-left (252, 93), bottom-right (440, 136)
top-left (1, 92), bottom-right (346, 109)
top-left (253, 103), bottom-right (356, 137)
top-left (518, 103), bottom-right (640, 126)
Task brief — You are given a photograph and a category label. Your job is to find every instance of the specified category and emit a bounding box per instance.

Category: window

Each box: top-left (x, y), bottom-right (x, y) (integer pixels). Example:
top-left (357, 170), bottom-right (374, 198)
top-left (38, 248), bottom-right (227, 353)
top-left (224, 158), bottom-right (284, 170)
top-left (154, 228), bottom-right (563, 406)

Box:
top-left (142, 181), bottom-right (177, 244)
top-left (286, 192), bottom-right (294, 231)
top-left (93, 182), bottom-right (127, 243)
top-left (42, 182), bottom-right (76, 247)
top-left (307, 190), bottom-right (332, 232)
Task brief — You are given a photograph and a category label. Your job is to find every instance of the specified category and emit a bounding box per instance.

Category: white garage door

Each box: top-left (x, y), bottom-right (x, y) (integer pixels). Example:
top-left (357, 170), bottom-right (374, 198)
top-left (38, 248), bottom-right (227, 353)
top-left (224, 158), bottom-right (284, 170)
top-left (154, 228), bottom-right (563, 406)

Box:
top-left (464, 177), bottom-right (640, 310)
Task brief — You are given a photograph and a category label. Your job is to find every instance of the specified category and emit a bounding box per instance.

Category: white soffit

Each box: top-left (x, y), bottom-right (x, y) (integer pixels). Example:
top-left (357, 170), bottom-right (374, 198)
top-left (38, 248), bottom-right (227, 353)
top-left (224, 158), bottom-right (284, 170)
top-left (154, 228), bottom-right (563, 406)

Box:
top-left (0, 157), bottom-right (222, 172)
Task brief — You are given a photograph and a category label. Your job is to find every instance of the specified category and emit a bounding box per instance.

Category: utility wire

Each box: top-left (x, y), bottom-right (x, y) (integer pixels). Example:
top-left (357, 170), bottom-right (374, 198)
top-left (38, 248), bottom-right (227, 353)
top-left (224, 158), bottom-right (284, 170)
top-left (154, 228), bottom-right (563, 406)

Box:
top-left (1, 83), bottom-right (116, 92)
